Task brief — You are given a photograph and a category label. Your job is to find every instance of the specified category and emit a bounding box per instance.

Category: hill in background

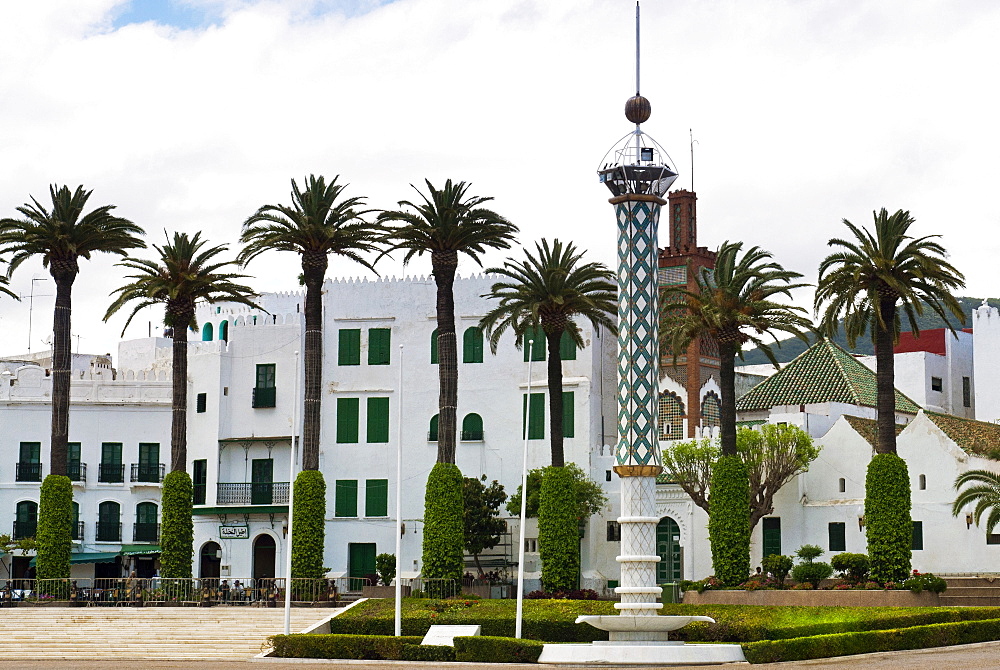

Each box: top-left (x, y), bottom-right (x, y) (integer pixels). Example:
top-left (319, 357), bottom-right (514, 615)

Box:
top-left (738, 297), bottom-right (995, 366)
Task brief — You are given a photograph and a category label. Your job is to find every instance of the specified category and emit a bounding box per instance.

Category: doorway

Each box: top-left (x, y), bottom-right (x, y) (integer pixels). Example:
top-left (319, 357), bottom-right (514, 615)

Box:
top-left (348, 543), bottom-right (376, 590)
top-left (762, 517), bottom-right (781, 558)
top-left (200, 541), bottom-right (221, 580)
top-left (253, 534), bottom-right (276, 580)
top-left (656, 516), bottom-right (683, 582)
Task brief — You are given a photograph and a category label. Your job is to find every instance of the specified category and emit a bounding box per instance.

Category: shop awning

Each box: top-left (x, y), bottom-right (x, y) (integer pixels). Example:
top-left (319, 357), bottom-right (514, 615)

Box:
top-left (120, 544), bottom-right (161, 556)
top-left (29, 552), bottom-right (120, 567)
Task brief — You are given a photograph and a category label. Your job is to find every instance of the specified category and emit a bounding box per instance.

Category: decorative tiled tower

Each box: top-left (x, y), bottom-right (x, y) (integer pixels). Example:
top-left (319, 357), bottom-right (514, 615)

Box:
top-left (597, 8), bottom-right (678, 619)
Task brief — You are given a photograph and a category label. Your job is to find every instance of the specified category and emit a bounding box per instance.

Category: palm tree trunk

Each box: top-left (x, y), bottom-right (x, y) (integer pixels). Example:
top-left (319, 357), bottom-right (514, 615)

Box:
top-left (432, 250), bottom-right (458, 464)
top-left (170, 307), bottom-right (192, 472)
top-left (49, 271), bottom-right (75, 477)
top-left (874, 298), bottom-right (898, 455)
top-left (301, 253), bottom-right (328, 471)
top-left (545, 330), bottom-right (565, 468)
top-left (718, 340), bottom-right (738, 457)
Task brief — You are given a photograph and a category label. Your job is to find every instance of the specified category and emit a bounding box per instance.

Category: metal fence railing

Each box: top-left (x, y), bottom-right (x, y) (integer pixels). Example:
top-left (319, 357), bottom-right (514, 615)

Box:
top-left (0, 577), bottom-right (370, 607)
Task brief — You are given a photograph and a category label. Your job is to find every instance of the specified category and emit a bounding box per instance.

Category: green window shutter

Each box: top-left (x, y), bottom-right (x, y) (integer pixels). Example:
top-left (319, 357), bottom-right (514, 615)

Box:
top-left (912, 521), bottom-right (923, 550)
top-left (255, 364), bottom-right (275, 388)
top-left (562, 391), bottom-right (575, 438)
top-left (67, 442), bottom-right (81, 466)
top-left (430, 328), bottom-right (439, 364)
top-left (20, 442), bottom-right (40, 464)
top-left (828, 522), bottom-right (846, 552)
top-left (336, 398), bottom-right (360, 443)
top-left (463, 327), bottom-right (484, 364)
top-left (368, 328), bottom-right (391, 365)
top-left (523, 393), bottom-right (545, 439)
top-left (366, 397), bottom-right (390, 443)
top-left (428, 415), bottom-right (439, 441)
top-left (365, 479), bottom-right (389, 517)
top-left (559, 331), bottom-right (577, 361)
top-left (524, 326), bottom-right (546, 362)
top-left (339, 329), bottom-right (361, 366)
top-left (762, 517), bottom-right (781, 557)
top-left (462, 413), bottom-right (484, 441)
top-left (102, 442), bottom-right (122, 465)
top-left (335, 480), bottom-right (358, 517)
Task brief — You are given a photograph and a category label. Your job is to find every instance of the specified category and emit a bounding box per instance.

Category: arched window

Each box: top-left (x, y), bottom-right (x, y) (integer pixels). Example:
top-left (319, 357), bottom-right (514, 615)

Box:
top-left (701, 392), bottom-right (722, 428)
top-left (135, 502), bottom-right (159, 542)
top-left (658, 391), bottom-right (685, 440)
top-left (559, 331), bottom-right (577, 361)
top-left (430, 328), bottom-right (439, 365)
top-left (201, 322), bottom-right (214, 341)
top-left (462, 413), bottom-right (484, 441)
top-left (14, 501), bottom-right (37, 540)
top-left (219, 320), bottom-right (229, 342)
top-left (463, 327), bottom-right (484, 364)
top-left (428, 414), bottom-right (439, 442)
top-left (97, 501), bottom-right (121, 542)
top-left (71, 501), bottom-right (81, 540)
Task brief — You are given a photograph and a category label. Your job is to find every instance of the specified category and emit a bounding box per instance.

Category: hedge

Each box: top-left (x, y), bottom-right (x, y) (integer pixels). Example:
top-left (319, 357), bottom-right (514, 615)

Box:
top-left (421, 463), bottom-right (465, 580)
top-left (538, 466), bottom-right (580, 592)
top-left (708, 456), bottom-right (750, 585)
top-left (454, 636), bottom-right (544, 663)
top-left (160, 471), bottom-right (193, 579)
top-left (35, 475), bottom-right (73, 581)
top-left (743, 617), bottom-right (1000, 664)
top-left (400, 644), bottom-right (456, 661)
top-left (291, 470), bottom-right (326, 579)
top-left (866, 454), bottom-right (912, 584)
top-left (267, 634), bottom-right (424, 659)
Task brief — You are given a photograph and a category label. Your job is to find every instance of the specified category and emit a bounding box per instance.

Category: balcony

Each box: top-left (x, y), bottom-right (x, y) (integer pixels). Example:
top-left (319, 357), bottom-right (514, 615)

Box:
top-left (72, 521), bottom-right (84, 541)
top-left (131, 463), bottom-right (165, 484)
top-left (252, 386), bottom-right (276, 408)
top-left (15, 462), bottom-right (42, 482)
top-left (68, 462), bottom-right (88, 483)
top-left (12, 520), bottom-right (36, 540)
top-left (98, 463), bottom-right (125, 483)
top-left (96, 521), bottom-right (121, 542)
top-left (216, 482), bottom-right (289, 505)
top-left (133, 522), bottom-right (160, 543)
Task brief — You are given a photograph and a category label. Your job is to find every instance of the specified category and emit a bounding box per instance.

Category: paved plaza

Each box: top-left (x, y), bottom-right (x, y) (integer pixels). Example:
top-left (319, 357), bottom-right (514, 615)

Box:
top-left (0, 640), bottom-right (997, 669)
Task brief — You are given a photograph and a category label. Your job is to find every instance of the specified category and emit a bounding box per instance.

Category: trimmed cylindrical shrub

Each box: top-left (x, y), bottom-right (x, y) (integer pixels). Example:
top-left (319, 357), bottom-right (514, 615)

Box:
top-left (865, 454), bottom-right (911, 584)
top-left (160, 471), bottom-right (194, 578)
top-left (292, 470), bottom-right (327, 579)
top-left (421, 462), bottom-right (465, 580)
top-left (36, 475), bottom-right (73, 581)
top-left (708, 456), bottom-right (750, 586)
top-left (538, 465), bottom-right (580, 593)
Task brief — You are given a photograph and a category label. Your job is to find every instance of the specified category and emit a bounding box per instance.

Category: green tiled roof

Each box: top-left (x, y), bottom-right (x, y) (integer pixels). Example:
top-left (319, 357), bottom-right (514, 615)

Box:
top-left (843, 415), bottom-right (905, 448)
top-left (735, 339), bottom-right (920, 414)
top-left (926, 412), bottom-right (1000, 459)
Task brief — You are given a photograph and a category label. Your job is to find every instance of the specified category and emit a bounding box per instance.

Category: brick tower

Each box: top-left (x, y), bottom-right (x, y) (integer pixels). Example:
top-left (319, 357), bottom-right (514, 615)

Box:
top-left (658, 189), bottom-right (719, 437)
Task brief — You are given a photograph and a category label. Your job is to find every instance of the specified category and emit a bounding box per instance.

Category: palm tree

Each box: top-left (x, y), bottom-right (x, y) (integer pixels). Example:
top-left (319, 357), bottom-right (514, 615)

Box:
top-left (663, 241), bottom-right (811, 457)
top-left (480, 238), bottom-right (617, 467)
top-left (105, 231), bottom-right (259, 577)
top-left (379, 179), bottom-right (518, 464)
top-left (953, 470), bottom-right (1000, 536)
top-left (240, 175), bottom-right (379, 472)
top-left (815, 209), bottom-right (965, 454)
top-left (240, 175), bottom-right (379, 581)
top-left (661, 240), bottom-right (810, 585)
top-left (0, 185), bottom-right (145, 477)
top-left (815, 208), bottom-right (965, 584)
top-left (0, 184), bottom-right (144, 582)
top-left (480, 238), bottom-right (615, 592)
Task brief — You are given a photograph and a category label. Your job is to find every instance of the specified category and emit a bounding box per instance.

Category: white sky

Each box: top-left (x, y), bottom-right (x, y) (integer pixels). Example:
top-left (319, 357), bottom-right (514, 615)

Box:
top-left (1, 0), bottom-right (998, 359)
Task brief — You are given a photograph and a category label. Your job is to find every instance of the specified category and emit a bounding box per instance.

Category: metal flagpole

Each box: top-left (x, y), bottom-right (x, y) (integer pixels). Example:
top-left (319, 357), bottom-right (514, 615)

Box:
top-left (515, 337), bottom-right (535, 639)
top-left (283, 350), bottom-right (300, 635)
top-left (394, 343), bottom-right (404, 636)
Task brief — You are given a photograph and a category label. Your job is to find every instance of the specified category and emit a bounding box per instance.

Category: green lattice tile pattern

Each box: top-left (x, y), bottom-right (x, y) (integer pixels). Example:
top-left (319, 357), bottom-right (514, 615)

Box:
top-left (735, 339), bottom-right (920, 414)
top-left (925, 412), bottom-right (1000, 459)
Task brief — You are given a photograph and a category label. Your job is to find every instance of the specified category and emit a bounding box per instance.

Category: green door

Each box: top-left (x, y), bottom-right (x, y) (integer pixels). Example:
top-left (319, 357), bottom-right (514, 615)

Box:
top-left (656, 517), bottom-right (683, 582)
top-left (348, 543), bottom-right (377, 590)
top-left (762, 517), bottom-right (781, 558)
top-left (101, 443), bottom-right (123, 483)
top-left (138, 443), bottom-right (159, 482)
top-left (251, 459), bottom-right (274, 504)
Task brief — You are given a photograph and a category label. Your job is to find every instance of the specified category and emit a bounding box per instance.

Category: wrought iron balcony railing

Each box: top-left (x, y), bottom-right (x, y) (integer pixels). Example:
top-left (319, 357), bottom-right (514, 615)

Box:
top-left (131, 463), bottom-right (165, 483)
top-left (12, 520), bottom-right (36, 540)
top-left (15, 462), bottom-right (42, 482)
top-left (461, 430), bottom-right (485, 441)
top-left (68, 462), bottom-right (87, 483)
top-left (133, 522), bottom-right (160, 543)
top-left (99, 463), bottom-right (125, 483)
top-left (216, 482), bottom-right (290, 505)
top-left (96, 521), bottom-right (121, 542)
top-left (252, 386), bottom-right (276, 408)
top-left (72, 521), bottom-right (84, 541)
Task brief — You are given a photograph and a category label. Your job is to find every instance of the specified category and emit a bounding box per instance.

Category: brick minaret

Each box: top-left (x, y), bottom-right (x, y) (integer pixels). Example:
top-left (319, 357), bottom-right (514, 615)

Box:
top-left (658, 189), bottom-right (719, 437)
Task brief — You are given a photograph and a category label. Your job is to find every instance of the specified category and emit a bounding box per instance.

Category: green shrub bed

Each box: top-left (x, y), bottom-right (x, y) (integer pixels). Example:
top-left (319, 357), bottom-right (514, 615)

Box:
top-left (455, 636), bottom-right (544, 663)
top-left (400, 643), bottom-right (456, 661)
top-left (743, 617), bottom-right (1000, 663)
top-left (268, 634), bottom-right (423, 659)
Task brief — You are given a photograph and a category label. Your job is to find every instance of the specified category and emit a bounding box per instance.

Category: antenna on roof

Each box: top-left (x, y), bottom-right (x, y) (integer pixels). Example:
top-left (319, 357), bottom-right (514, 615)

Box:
top-left (690, 128), bottom-right (699, 192)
